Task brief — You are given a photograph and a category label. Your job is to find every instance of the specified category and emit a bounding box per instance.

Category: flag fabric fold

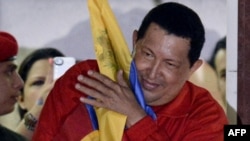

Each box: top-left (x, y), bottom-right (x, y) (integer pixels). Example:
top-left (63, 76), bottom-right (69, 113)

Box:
top-left (84, 0), bottom-right (130, 140)
top-left (84, 0), bottom-right (156, 140)
top-left (88, 0), bottom-right (131, 80)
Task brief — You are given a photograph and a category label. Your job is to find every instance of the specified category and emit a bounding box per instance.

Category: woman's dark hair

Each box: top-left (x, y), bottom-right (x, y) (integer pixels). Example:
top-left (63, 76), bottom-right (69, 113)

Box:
top-left (137, 2), bottom-right (205, 67)
top-left (18, 48), bottom-right (64, 119)
top-left (208, 37), bottom-right (226, 69)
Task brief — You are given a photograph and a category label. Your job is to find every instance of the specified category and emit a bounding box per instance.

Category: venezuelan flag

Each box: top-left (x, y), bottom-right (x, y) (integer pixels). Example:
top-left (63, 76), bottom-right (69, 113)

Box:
top-left (82, 0), bottom-right (156, 140)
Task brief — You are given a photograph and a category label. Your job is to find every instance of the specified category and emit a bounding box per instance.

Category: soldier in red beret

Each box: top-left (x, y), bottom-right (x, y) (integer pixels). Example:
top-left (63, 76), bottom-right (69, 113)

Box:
top-left (0, 31), bottom-right (26, 141)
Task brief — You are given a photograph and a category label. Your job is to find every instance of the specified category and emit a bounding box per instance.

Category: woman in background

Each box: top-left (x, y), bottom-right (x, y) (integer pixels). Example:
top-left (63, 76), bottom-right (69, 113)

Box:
top-left (16, 48), bottom-right (64, 140)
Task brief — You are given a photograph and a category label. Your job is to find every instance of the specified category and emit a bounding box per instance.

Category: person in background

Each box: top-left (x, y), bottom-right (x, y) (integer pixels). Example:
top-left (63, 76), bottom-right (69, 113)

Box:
top-left (209, 37), bottom-right (226, 105)
top-left (189, 36), bottom-right (228, 114)
top-left (15, 48), bottom-right (64, 140)
top-left (33, 2), bottom-right (228, 141)
top-left (0, 31), bottom-right (26, 141)
top-left (208, 37), bottom-right (238, 124)
top-left (189, 59), bottom-right (226, 112)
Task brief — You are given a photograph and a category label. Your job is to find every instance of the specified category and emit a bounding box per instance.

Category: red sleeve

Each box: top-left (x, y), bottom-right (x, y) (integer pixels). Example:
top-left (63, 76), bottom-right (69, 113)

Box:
top-left (32, 60), bottom-right (99, 141)
top-left (124, 84), bottom-right (227, 141)
top-left (124, 116), bottom-right (170, 141)
top-left (124, 107), bottom-right (226, 141)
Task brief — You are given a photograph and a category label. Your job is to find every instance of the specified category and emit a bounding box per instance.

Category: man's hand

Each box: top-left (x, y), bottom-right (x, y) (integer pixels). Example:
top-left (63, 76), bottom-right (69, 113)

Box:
top-left (75, 69), bottom-right (147, 127)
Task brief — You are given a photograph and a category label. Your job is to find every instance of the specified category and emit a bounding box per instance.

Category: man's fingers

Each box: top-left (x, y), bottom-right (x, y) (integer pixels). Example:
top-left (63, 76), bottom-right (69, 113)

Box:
top-left (117, 70), bottom-right (129, 87)
top-left (80, 97), bottom-right (103, 108)
top-left (77, 70), bottom-right (118, 94)
top-left (86, 70), bottom-right (117, 89)
top-left (75, 83), bottom-right (106, 100)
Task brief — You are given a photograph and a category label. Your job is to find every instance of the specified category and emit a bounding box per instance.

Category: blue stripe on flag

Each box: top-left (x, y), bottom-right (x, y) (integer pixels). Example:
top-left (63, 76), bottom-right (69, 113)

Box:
top-left (85, 101), bottom-right (99, 130)
top-left (129, 61), bottom-right (157, 120)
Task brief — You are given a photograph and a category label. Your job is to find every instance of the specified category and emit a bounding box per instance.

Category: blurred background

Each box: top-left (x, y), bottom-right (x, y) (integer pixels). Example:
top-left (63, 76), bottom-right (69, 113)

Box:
top-left (0, 0), bottom-right (227, 62)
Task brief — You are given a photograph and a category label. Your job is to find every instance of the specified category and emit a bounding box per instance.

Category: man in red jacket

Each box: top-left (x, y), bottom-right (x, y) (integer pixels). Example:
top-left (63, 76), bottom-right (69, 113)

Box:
top-left (33, 2), bottom-right (228, 141)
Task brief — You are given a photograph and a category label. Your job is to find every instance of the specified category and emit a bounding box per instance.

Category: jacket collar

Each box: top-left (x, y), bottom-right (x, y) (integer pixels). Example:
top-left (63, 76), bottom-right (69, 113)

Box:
top-left (152, 81), bottom-right (194, 117)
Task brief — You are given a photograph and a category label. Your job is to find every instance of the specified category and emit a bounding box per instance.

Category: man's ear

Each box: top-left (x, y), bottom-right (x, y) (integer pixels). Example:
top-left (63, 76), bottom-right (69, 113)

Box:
top-left (132, 30), bottom-right (138, 57)
top-left (132, 30), bottom-right (138, 49)
top-left (189, 59), bottom-right (203, 76)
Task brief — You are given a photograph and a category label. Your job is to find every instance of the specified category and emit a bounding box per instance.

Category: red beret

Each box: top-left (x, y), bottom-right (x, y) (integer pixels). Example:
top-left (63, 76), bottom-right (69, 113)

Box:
top-left (0, 31), bottom-right (18, 62)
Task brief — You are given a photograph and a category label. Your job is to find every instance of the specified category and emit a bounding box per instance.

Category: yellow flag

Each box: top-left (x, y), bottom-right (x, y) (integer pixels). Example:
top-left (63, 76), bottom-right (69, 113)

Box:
top-left (83, 0), bottom-right (132, 140)
top-left (88, 0), bottom-right (131, 80)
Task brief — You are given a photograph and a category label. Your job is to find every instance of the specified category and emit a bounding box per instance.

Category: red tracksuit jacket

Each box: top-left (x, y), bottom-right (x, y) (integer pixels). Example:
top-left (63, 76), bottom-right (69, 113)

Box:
top-left (32, 59), bottom-right (228, 141)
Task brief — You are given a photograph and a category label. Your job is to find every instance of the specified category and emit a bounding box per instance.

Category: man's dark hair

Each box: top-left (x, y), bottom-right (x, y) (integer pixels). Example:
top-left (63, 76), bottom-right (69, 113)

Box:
top-left (137, 2), bottom-right (205, 67)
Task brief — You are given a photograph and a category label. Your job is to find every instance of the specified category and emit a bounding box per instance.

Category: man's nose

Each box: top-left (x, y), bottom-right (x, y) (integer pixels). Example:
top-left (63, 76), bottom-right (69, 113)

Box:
top-left (148, 62), bottom-right (161, 79)
top-left (14, 72), bottom-right (24, 90)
